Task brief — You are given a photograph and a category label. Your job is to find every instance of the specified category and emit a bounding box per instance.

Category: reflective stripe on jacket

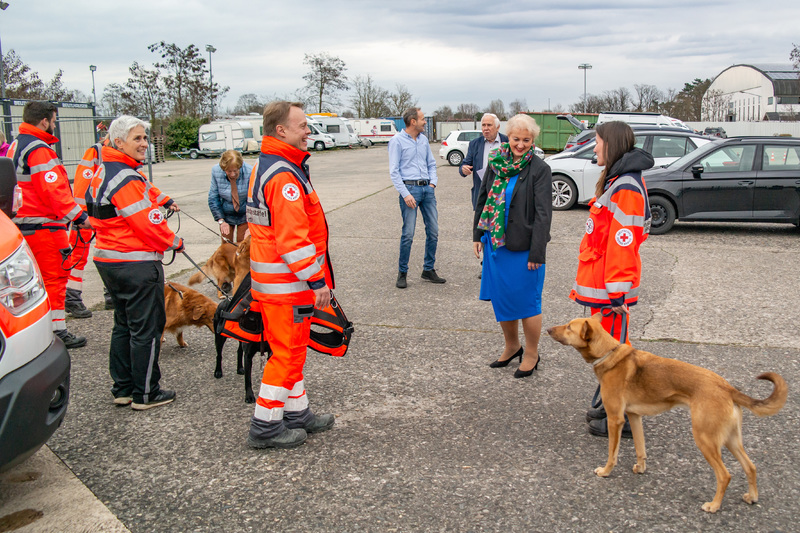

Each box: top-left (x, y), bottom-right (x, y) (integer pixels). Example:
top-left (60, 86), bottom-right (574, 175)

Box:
top-left (569, 172), bottom-right (650, 308)
top-left (9, 123), bottom-right (86, 229)
top-left (247, 136), bottom-right (332, 304)
top-left (87, 146), bottom-right (181, 263)
top-left (73, 142), bottom-right (106, 209)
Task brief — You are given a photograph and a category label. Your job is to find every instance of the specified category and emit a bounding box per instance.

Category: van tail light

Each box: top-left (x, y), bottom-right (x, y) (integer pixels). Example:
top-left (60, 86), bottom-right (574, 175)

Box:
top-left (0, 241), bottom-right (47, 316)
top-left (12, 184), bottom-right (22, 213)
top-left (442, 140), bottom-right (448, 146)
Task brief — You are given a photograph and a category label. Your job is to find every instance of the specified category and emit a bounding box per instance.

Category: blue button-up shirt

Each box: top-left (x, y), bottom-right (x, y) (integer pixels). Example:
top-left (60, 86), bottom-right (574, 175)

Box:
top-left (388, 129), bottom-right (438, 198)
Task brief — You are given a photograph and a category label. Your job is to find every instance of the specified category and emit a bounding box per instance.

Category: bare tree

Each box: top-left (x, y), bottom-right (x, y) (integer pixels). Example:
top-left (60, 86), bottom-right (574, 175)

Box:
top-left (100, 84), bottom-right (126, 116)
top-left (485, 99), bottom-right (506, 120)
top-left (508, 98), bottom-right (527, 115)
top-left (600, 87), bottom-right (633, 112)
top-left (233, 93), bottom-right (266, 115)
top-left (434, 106), bottom-right (454, 121)
top-left (2, 49), bottom-right (45, 99)
top-left (569, 94), bottom-right (605, 114)
top-left (388, 83), bottom-right (417, 116)
top-left (454, 103), bottom-right (480, 120)
top-left (350, 74), bottom-right (390, 118)
top-left (303, 52), bottom-right (348, 113)
top-left (125, 62), bottom-right (166, 123)
top-left (701, 89), bottom-right (730, 121)
top-left (551, 103), bottom-right (565, 114)
top-left (791, 43), bottom-right (800, 72)
top-left (633, 84), bottom-right (663, 112)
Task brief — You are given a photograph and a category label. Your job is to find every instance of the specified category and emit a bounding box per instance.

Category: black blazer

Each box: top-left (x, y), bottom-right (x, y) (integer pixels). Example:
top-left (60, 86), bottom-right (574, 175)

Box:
top-left (473, 156), bottom-right (553, 264)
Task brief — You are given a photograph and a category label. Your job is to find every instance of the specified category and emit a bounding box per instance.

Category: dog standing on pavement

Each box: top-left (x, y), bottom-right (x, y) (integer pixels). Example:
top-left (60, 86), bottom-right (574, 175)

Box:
top-left (547, 314), bottom-right (787, 513)
top-left (163, 282), bottom-right (218, 347)
top-left (188, 241), bottom-right (238, 298)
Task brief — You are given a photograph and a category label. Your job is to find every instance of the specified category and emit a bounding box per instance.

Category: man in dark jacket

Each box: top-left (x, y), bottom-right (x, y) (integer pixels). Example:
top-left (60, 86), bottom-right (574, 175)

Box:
top-left (459, 114), bottom-right (508, 210)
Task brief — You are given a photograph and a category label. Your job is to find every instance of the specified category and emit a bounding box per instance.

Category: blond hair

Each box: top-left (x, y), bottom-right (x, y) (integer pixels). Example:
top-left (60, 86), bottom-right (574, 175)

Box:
top-left (219, 150), bottom-right (243, 171)
top-left (505, 114), bottom-right (540, 140)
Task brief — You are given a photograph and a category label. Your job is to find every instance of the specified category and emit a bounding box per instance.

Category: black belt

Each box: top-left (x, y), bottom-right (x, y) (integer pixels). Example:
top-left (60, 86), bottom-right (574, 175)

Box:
top-left (403, 180), bottom-right (429, 186)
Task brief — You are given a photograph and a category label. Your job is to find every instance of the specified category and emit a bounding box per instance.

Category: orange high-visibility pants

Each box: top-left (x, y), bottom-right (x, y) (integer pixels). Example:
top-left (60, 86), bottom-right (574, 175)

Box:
top-left (252, 301), bottom-right (314, 424)
top-left (66, 227), bottom-right (93, 292)
top-left (25, 228), bottom-right (69, 331)
top-left (591, 307), bottom-right (631, 345)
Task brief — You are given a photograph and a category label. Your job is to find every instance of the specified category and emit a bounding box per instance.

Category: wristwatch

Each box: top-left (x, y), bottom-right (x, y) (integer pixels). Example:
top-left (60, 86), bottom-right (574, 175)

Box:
top-left (218, 219), bottom-right (224, 225)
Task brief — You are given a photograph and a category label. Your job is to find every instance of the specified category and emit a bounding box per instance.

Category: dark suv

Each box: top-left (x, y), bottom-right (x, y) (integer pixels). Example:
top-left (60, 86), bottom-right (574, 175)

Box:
top-left (643, 137), bottom-right (800, 234)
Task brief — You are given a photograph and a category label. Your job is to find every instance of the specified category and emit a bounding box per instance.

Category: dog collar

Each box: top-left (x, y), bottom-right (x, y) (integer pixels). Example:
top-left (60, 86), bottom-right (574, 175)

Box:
top-left (592, 344), bottom-right (621, 367)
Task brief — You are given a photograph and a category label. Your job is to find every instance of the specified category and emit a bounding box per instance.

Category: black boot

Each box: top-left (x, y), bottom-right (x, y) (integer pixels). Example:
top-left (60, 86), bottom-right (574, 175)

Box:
top-left (396, 271), bottom-right (407, 289)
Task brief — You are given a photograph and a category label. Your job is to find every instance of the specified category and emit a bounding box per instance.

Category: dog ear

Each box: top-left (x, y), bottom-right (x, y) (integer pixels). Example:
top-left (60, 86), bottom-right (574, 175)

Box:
top-left (590, 312), bottom-right (603, 323)
top-left (580, 320), bottom-right (592, 341)
top-left (192, 305), bottom-right (206, 321)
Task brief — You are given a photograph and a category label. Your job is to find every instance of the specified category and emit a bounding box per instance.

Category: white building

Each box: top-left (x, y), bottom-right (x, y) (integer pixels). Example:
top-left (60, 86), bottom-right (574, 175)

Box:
top-left (703, 64), bottom-right (800, 122)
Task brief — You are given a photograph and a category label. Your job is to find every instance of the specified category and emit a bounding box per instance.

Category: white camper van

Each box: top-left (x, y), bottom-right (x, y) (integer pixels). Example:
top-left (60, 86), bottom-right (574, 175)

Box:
top-left (351, 119), bottom-right (397, 146)
top-left (177, 120), bottom-right (259, 159)
top-left (308, 115), bottom-right (360, 147)
top-left (306, 122), bottom-right (336, 151)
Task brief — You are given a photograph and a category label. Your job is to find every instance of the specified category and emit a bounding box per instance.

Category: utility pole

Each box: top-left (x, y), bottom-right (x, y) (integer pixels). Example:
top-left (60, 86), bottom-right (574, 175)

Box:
top-left (578, 63), bottom-right (592, 113)
top-left (89, 65), bottom-right (97, 104)
top-left (206, 45), bottom-right (216, 120)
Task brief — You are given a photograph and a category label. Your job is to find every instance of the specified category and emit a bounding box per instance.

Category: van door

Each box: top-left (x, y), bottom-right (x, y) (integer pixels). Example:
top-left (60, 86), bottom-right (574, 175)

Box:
top-left (681, 144), bottom-right (756, 220)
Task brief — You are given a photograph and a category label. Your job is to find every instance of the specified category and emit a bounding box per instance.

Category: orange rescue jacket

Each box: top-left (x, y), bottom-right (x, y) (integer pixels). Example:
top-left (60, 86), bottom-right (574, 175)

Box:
top-left (247, 136), bottom-right (333, 304)
top-left (86, 146), bottom-right (181, 263)
top-left (8, 123), bottom-right (86, 232)
top-left (73, 140), bottom-right (108, 211)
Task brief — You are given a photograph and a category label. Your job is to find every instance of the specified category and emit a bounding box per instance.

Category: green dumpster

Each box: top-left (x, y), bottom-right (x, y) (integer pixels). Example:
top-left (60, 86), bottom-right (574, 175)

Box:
top-left (525, 112), bottom-right (598, 153)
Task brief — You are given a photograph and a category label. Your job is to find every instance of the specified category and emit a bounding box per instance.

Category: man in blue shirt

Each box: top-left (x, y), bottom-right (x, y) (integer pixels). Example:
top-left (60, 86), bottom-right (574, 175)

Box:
top-left (388, 108), bottom-right (446, 289)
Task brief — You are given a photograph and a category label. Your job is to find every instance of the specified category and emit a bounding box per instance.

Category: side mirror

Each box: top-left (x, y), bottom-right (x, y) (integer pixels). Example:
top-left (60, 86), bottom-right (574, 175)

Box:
top-left (591, 155), bottom-right (598, 165)
top-left (691, 164), bottom-right (704, 177)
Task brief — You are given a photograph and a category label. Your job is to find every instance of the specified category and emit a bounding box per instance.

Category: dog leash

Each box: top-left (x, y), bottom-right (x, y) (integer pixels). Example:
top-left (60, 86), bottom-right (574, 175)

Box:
top-left (181, 249), bottom-right (231, 298)
top-left (169, 209), bottom-right (235, 245)
top-left (165, 281), bottom-right (184, 299)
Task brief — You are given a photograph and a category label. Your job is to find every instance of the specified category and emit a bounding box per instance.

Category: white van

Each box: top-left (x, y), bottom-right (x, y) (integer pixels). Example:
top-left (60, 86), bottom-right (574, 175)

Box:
top-left (350, 119), bottom-right (397, 146)
top-left (596, 112), bottom-right (691, 131)
top-left (198, 121), bottom-right (258, 154)
top-left (308, 115), bottom-right (360, 147)
top-left (307, 122), bottom-right (336, 151)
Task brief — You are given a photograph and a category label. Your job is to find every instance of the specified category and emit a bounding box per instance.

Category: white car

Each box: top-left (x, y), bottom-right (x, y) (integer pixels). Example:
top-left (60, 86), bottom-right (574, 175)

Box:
top-left (307, 123), bottom-right (336, 151)
top-left (546, 130), bottom-right (717, 210)
top-left (439, 130), bottom-right (544, 166)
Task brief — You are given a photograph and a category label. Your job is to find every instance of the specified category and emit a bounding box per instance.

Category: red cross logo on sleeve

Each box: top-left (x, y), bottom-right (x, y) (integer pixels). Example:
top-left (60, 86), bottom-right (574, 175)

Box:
top-left (615, 228), bottom-right (634, 247)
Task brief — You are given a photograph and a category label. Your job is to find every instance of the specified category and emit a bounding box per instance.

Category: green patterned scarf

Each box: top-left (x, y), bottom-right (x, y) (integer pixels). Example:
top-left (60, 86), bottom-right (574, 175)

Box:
top-left (477, 143), bottom-right (534, 249)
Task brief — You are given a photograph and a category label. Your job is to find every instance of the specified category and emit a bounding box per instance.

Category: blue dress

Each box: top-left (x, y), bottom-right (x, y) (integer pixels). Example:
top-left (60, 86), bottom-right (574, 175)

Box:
top-left (479, 175), bottom-right (546, 322)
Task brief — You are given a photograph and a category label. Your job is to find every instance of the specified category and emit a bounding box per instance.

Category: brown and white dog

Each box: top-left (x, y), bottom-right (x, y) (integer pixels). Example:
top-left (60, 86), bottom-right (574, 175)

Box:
top-left (163, 282), bottom-right (218, 347)
top-left (548, 314), bottom-right (787, 513)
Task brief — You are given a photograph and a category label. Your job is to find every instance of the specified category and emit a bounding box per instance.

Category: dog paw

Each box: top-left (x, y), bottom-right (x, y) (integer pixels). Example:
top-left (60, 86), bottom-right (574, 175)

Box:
top-left (742, 493), bottom-right (757, 505)
top-left (701, 502), bottom-right (720, 513)
top-left (245, 394), bottom-right (255, 404)
top-left (632, 463), bottom-right (646, 474)
top-left (594, 467), bottom-right (611, 477)
top-left (237, 368), bottom-right (245, 375)
top-left (178, 343), bottom-right (188, 348)
top-left (214, 370), bottom-right (223, 379)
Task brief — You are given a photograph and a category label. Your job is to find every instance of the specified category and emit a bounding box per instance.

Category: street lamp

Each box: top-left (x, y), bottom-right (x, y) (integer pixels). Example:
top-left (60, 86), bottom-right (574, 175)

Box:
top-left (205, 44), bottom-right (216, 119)
top-left (0, 2), bottom-right (10, 101)
top-left (578, 63), bottom-right (592, 113)
top-left (89, 65), bottom-right (97, 105)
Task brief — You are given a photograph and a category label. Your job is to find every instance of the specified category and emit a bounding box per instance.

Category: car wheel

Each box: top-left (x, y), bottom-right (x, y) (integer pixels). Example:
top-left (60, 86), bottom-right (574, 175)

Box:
top-left (649, 196), bottom-right (676, 235)
top-left (447, 151), bottom-right (463, 166)
top-left (314, 141), bottom-right (325, 151)
top-left (189, 149), bottom-right (199, 160)
top-left (551, 175), bottom-right (578, 210)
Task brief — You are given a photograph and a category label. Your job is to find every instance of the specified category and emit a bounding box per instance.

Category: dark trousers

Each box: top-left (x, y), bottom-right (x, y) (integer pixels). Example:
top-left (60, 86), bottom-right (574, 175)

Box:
top-left (96, 260), bottom-right (166, 404)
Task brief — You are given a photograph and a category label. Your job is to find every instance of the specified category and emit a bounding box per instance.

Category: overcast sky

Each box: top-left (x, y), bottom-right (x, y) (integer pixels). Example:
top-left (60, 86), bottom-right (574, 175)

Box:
top-left (6, 0), bottom-right (799, 114)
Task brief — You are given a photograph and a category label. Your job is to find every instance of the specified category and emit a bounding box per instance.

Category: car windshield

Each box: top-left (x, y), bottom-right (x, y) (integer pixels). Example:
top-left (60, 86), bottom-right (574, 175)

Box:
top-left (666, 140), bottom-right (721, 169)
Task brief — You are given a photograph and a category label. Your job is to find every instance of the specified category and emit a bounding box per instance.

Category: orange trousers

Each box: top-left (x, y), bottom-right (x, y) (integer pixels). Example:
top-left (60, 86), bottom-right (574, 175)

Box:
top-left (66, 227), bottom-right (93, 292)
top-left (25, 228), bottom-right (69, 331)
top-left (252, 300), bottom-right (314, 423)
top-left (590, 307), bottom-right (631, 345)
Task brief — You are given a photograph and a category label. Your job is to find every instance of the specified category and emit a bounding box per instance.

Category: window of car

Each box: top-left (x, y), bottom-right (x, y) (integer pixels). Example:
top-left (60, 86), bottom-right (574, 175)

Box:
top-left (380, 125), bottom-right (392, 132)
top-left (457, 131), bottom-right (481, 142)
top-left (201, 132), bottom-right (218, 142)
top-left (651, 136), bottom-right (691, 158)
top-left (762, 145), bottom-right (800, 170)
top-left (697, 145), bottom-right (756, 173)
top-left (634, 135), bottom-right (646, 150)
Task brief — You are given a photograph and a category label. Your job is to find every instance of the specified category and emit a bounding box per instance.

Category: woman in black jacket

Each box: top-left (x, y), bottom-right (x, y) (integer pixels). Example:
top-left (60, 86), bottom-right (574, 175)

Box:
top-left (473, 114), bottom-right (553, 378)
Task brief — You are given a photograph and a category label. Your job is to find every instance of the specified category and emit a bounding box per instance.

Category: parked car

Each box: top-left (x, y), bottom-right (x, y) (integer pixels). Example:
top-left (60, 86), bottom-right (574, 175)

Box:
top-left (438, 130), bottom-right (544, 166)
top-left (547, 129), bottom-right (717, 210)
top-left (703, 127), bottom-right (728, 138)
top-left (642, 137), bottom-right (800, 234)
top-left (0, 159), bottom-right (70, 473)
top-left (307, 123), bottom-right (336, 151)
top-left (596, 111), bottom-right (691, 131)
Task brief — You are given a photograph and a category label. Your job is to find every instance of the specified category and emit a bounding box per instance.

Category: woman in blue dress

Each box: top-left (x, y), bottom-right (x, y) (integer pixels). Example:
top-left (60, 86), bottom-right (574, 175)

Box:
top-left (472, 114), bottom-right (553, 378)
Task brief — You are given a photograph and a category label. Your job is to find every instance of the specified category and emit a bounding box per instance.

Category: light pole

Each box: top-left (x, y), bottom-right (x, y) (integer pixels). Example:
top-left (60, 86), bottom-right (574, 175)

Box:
top-left (0, 2), bottom-right (10, 101)
top-left (89, 65), bottom-right (97, 105)
top-left (578, 63), bottom-right (592, 113)
top-left (205, 44), bottom-right (216, 120)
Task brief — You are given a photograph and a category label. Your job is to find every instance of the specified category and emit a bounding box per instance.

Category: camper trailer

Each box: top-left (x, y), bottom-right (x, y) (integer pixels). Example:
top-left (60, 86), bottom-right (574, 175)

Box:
top-left (308, 115), bottom-right (360, 147)
top-left (174, 120), bottom-right (258, 159)
top-left (351, 119), bottom-right (397, 146)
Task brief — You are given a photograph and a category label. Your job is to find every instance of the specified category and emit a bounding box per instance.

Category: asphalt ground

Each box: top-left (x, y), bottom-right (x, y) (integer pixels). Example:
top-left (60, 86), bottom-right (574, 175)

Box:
top-left (2, 144), bottom-right (799, 532)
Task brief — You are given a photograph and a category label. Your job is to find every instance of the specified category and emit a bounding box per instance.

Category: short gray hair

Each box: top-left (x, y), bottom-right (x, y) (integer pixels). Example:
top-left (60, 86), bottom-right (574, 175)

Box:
top-left (108, 115), bottom-right (151, 148)
top-left (402, 107), bottom-right (421, 127)
top-left (481, 113), bottom-right (500, 127)
top-left (505, 114), bottom-right (540, 140)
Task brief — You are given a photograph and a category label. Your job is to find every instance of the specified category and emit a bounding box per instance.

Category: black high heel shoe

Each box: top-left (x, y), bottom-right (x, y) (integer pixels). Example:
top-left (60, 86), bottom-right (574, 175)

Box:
top-left (514, 354), bottom-right (540, 378)
top-left (489, 347), bottom-right (523, 368)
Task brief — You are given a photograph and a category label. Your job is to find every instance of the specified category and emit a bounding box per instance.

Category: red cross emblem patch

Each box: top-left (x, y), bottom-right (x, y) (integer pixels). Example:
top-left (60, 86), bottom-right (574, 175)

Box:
top-left (148, 208), bottom-right (165, 225)
top-left (615, 228), bottom-right (634, 247)
top-left (282, 183), bottom-right (300, 201)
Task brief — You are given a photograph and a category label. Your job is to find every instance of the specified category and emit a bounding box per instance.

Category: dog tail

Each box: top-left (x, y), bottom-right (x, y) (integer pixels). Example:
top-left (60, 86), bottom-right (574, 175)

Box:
top-left (188, 266), bottom-right (207, 286)
top-left (732, 372), bottom-right (788, 417)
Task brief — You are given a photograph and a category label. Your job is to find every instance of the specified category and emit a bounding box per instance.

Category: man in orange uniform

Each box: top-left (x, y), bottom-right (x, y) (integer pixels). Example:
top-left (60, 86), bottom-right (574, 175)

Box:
top-left (65, 135), bottom-right (109, 318)
top-left (246, 101), bottom-right (335, 449)
top-left (8, 101), bottom-right (91, 349)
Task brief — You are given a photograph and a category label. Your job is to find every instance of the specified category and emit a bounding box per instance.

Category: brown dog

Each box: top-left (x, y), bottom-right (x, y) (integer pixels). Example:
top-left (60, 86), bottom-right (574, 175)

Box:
top-left (188, 242), bottom-right (238, 297)
top-left (232, 236), bottom-right (250, 294)
top-left (548, 314), bottom-right (787, 513)
top-left (163, 282), bottom-right (219, 347)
